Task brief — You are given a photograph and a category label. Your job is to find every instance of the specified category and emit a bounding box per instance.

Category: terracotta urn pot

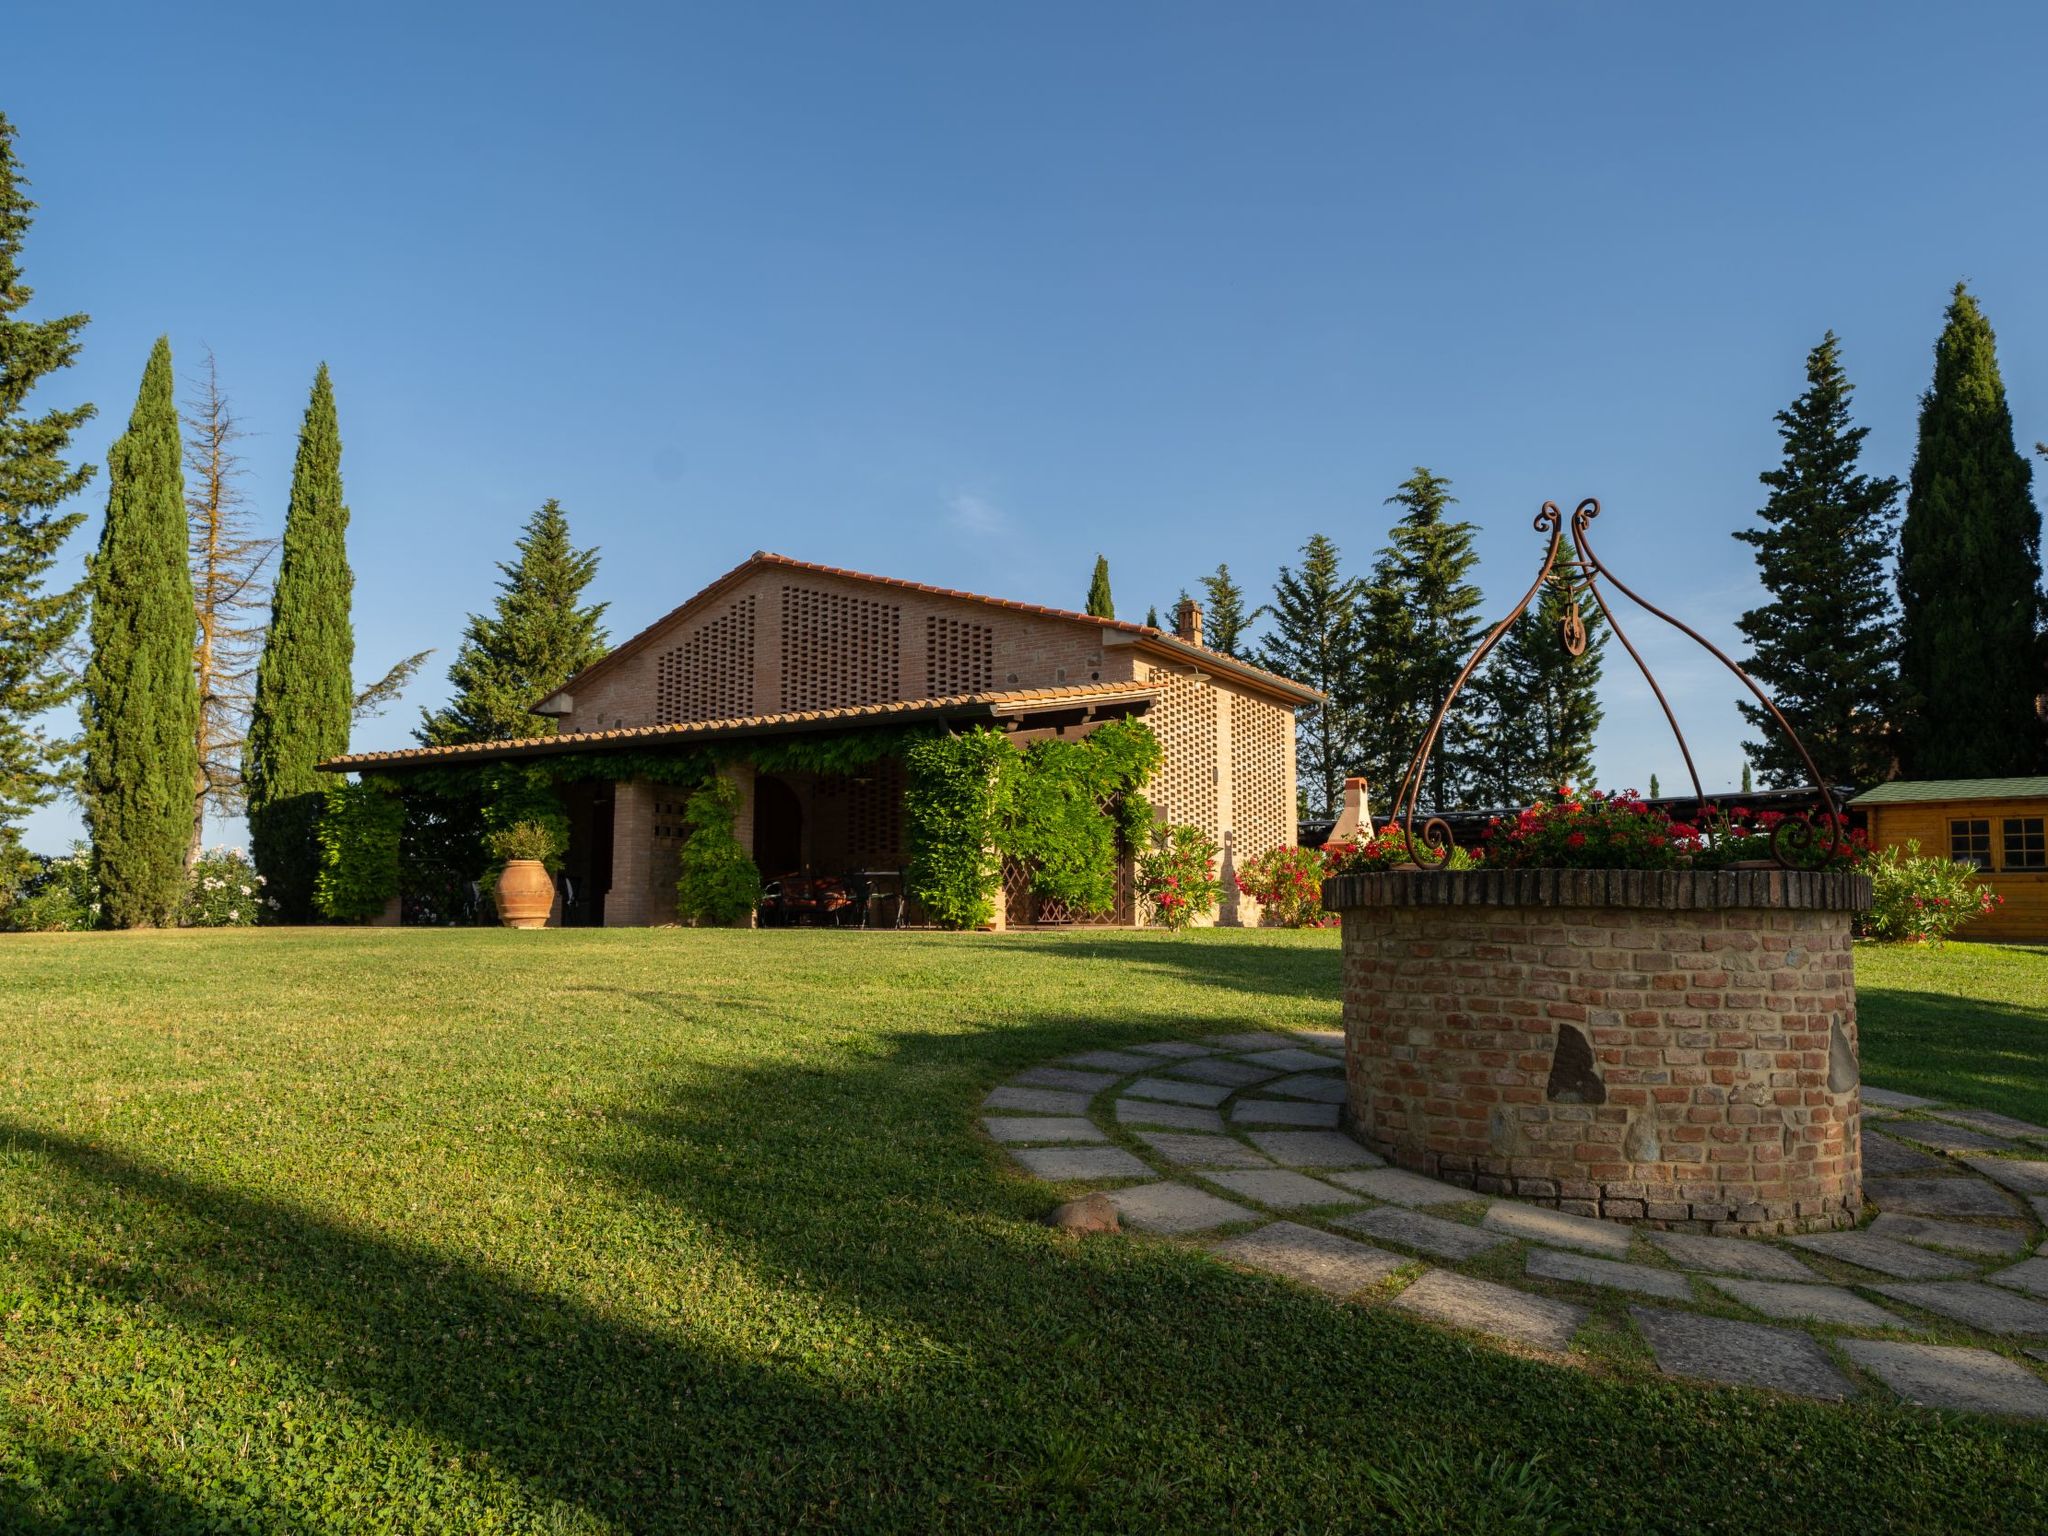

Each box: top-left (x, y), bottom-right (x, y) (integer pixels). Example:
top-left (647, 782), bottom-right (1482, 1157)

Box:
top-left (495, 860), bottom-right (555, 929)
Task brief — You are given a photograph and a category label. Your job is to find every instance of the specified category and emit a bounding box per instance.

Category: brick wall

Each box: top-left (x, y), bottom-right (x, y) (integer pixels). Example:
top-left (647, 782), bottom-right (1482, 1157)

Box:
top-left (1328, 870), bottom-right (1869, 1235)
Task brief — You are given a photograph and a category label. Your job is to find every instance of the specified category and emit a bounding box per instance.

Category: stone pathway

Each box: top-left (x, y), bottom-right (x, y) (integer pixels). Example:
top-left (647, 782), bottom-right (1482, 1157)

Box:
top-left (986, 1029), bottom-right (2048, 1419)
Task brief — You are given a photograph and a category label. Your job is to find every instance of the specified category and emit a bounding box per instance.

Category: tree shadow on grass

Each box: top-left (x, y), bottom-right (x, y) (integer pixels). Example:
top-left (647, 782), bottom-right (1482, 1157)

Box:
top-left (974, 929), bottom-right (1343, 1009)
top-left (1857, 986), bottom-right (2048, 1123)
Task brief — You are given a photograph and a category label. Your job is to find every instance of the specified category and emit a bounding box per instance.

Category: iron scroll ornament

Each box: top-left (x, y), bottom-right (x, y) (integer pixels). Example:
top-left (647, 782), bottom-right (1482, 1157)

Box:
top-left (1385, 498), bottom-right (1847, 870)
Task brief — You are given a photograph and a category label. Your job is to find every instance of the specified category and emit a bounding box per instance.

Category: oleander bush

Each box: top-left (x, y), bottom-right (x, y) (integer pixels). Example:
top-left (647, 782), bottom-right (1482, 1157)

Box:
top-left (1235, 843), bottom-right (1339, 927)
top-left (1138, 822), bottom-right (1222, 929)
top-left (185, 847), bottom-right (272, 927)
top-left (1861, 839), bottom-right (2003, 945)
top-left (1, 843), bottom-right (100, 931)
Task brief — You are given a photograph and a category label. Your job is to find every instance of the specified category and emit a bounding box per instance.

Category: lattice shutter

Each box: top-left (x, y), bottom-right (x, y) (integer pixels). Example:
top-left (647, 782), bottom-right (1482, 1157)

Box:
top-left (1231, 693), bottom-right (1294, 858)
top-left (925, 615), bottom-right (994, 697)
top-left (1147, 666), bottom-right (1219, 840)
top-left (845, 760), bottom-right (906, 867)
top-left (779, 586), bottom-right (903, 709)
top-left (656, 597), bottom-right (756, 723)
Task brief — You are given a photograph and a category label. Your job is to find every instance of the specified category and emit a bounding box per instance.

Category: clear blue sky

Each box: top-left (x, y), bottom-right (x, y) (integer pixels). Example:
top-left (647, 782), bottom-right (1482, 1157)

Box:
top-left (9, 2), bottom-right (2046, 851)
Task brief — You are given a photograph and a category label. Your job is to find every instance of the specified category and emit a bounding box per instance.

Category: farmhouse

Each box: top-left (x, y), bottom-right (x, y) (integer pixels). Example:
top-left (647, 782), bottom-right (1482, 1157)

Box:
top-left (1851, 776), bottom-right (2048, 943)
top-left (320, 552), bottom-right (1317, 927)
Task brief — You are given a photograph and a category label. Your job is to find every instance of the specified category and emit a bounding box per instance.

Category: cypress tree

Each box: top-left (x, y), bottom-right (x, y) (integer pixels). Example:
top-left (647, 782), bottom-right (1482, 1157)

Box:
top-left (1199, 563), bottom-right (1255, 658)
top-left (1731, 333), bottom-right (1901, 789)
top-left (1741, 762), bottom-right (1753, 795)
top-left (1085, 555), bottom-right (1114, 620)
top-left (246, 365), bottom-right (354, 919)
top-left (1257, 533), bottom-right (1366, 816)
top-left (1143, 604), bottom-right (1158, 629)
top-left (1897, 285), bottom-right (2045, 777)
top-left (1466, 539), bottom-right (1606, 804)
top-left (1360, 469), bottom-right (1486, 808)
top-left (418, 499), bottom-right (610, 745)
top-left (0, 111), bottom-right (94, 880)
top-left (82, 338), bottom-right (199, 926)
top-left (1649, 773), bottom-right (1660, 798)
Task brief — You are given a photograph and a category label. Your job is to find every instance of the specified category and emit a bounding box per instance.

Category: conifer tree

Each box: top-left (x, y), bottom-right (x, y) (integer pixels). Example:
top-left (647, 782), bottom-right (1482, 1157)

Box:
top-left (1359, 469), bottom-right (1486, 808)
top-left (1741, 762), bottom-right (1753, 795)
top-left (82, 338), bottom-right (199, 926)
top-left (1143, 604), bottom-right (1158, 629)
top-left (1085, 555), bottom-right (1114, 620)
top-left (0, 112), bottom-right (94, 879)
top-left (1649, 773), bottom-right (1660, 798)
top-left (418, 499), bottom-right (610, 745)
top-left (1897, 286), bottom-right (2045, 777)
top-left (1199, 563), bottom-right (1255, 658)
top-left (246, 365), bottom-right (354, 919)
top-left (1466, 540), bottom-right (1606, 804)
top-left (1731, 333), bottom-right (1901, 789)
top-left (1257, 534), bottom-right (1366, 816)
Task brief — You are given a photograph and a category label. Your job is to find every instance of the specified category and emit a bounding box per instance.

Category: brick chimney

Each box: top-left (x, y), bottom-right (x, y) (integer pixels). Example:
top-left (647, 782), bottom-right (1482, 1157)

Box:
top-left (1174, 597), bottom-right (1204, 647)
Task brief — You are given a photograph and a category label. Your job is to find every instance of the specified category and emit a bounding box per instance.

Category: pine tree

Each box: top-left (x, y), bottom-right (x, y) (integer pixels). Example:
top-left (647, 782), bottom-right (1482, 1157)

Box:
top-left (1731, 333), bottom-right (1902, 789)
top-left (82, 338), bottom-right (199, 926)
top-left (1085, 555), bottom-right (1114, 619)
top-left (1359, 469), bottom-right (1486, 808)
top-left (246, 365), bottom-right (355, 920)
top-left (1466, 540), bottom-right (1606, 804)
top-left (418, 499), bottom-right (610, 745)
top-left (1257, 534), bottom-right (1366, 816)
top-left (0, 112), bottom-right (94, 876)
top-left (1199, 563), bottom-right (1255, 657)
top-left (1897, 285), bottom-right (2045, 777)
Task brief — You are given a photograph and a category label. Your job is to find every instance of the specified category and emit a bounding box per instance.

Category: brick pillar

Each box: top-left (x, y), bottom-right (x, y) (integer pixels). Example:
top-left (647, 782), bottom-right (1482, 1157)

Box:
top-left (605, 778), bottom-right (656, 927)
top-left (724, 761), bottom-right (758, 928)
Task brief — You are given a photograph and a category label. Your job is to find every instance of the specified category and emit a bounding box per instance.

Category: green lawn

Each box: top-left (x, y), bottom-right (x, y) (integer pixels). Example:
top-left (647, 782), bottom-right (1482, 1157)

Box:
top-left (2, 928), bottom-right (2044, 1534)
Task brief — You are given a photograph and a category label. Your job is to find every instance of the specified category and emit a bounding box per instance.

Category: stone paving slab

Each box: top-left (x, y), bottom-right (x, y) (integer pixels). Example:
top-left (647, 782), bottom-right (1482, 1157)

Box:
top-left (1240, 1047), bottom-right (1342, 1073)
top-left (1840, 1339), bottom-right (2048, 1420)
top-left (982, 1116), bottom-right (1106, 1144)
top-left (1133, 1131), bottom-right (1273, 1169)
top-left (1010, 1145), bottom-right (1151, 1181)
top-left (1114, 1097), bottom-right (1226, 1133)
top-left (1264, 1072), bottom-right (1349, 1104)
top-left (1868, 1213), bottom-right (2029, 1258)
top-left (1129, 1040), bottom-right (1216, 1058)
top-left (1297, 1028), bottom-right (1345, 1047)
top-left (1988, 1257), bottom-right (2048, 1299)
top-left (1927, 1108), bottom-right (2048, 1143)
top-left (1866, 1176), bottom-right (2022, 1219)
top-left (1886, 1121), bottom-right (2014, 1154)
top-left (1108, 1181), bottom-right (1255, 1234)
top-left (1395, 1269), bottom-right (1586, 1353)
top-left (1328, 1167), bottom-right (1482, 1208)
top-left (1787, 1230), bottom-right (1979, 1279)
top-left (1646, 1231), bottom-right (1823, 1282)
top-left (1200, 1031), bottom-right (1296, 1052)
top-left (1229, 1099), bottom-right (1341, 1128)
top-left (1336, 1205), bottom-right (1510, 1260)
top-left (1482, 1200), bottom-right (1634, 1258)
top-left (1704, 1277), bottom-right (1912, 1329)
top-left (1863, 1087), bottom-right (1941, 1110)
top-left (1166, 1058), bottom-right (1282, 1089)
top-left (1211, 1220), bottom-right (1410, 1297)
top-left (1870, 1281), bottom-right (2048, 1335)
top-left (983, 1086), bottom-right (1092, 1115)
top-left (1861, 1133), bottom-right (1951, 1176)
top-left (1125, 1076), bottom-right (1232, 1108)
top-left (1631, 1308), bottom-right (1851, 1400)
top-left (1060, 1049), bottom-right (1159, 1074)
top-left (1012, 1066), bottom-right (1120, 1094)
top-left (1526, 1247), bottom-right (1692, 1300)
top-left (1205, 1169), bottom-right (1366, 1210)
top-left (1244, 1130), bottom-right (1383, 1169)
top-left (2035, 1195), bottom-right (2048, 1225)
top-left (1964, 1158), bottom-right (2048, 1196)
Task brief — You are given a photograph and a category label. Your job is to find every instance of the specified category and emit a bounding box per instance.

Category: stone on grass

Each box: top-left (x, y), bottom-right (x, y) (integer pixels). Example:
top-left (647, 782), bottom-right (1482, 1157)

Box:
top-left (1114, 1097), bottom-right (1226, 1133)
top-left (1129, 1040), bottom-right (1215, 1058)
top-left (1012, 1066), bottom-right (1119, 1094)
top-left (1045, 1192), bottom-right (1119, 1235)
top-left (1243, 1130), bottom-right (1382, 1169)
top-left (1862, 1087), bottom-right (1941, 1110)
top-left (1861, 1133), bottom-right (1950, 1176)
top-left (1239, 1047), bottom-right (1342, 1073)
top-left (1328, 1167), bottom-right (1480, 1209)
top-left (1703, 1277), bottom-right (1911, 1329)
top-left (1886, 1121), bottom-right (2014, 1154)
top-left (1204, 1169), bottom-right (1364, 1210)
top-left (1963, 1158), bottom-right (2048, 1196)
top-left (1482, 1201), bottom-right (1634, 1258)
top-left (1631, 1308), bottom-right (1851, 1400)
top-left (1646, 1231), bottom-right (1822, 1282)
top-left (1786, 1230), bottom-right (1978, 1280)
top-left (1866, 1176), bottom-right (2021, 1219)
top-left (1263, 1072), bottom-right (1349, 1104)
top-left (1010, 1145), bottom-right (1151, 1182)
top-left (1125, 1076), bottom-right (1231, 1108)
top-left (1336, 1205), bottom-right (1509, 1261)
top-left (1109, 1181), bottom-right (1255, 1235)
top-left (1987, 1257), bottom-right (2048, 1299)
top-left (1840, 1340), bottom-right (2048, 1420)
top-left (1870, 1281), bottom-right (2048, 1335)
top-left (983, 1086), bottom-right (1091, 1115)
top-left (1927, 1108), bottom-right (2048, 1143)
top-left (1211, 1220), bottom-right (1409, 1297)
top-left (1230, 1099), bottom-right (1341, 1128)
top-left (1200, 1031), bottom-right (1295, 1052)
top-left (1166, 1058), bottom-right (1281, 1089)
top-left (1868, 1213), bottom-right (2028, 1258)
top-left (1133, 1131), bottom-right (1272, 1169)
top-left (1060, 1049), bottom-right (1159, 1074)
top-left (982, 1116), bottom-right (1106, 1144)
top-left (1395, 1270), bottom-right (1586, 1353)
top-left (1526, 1247), bottom-right (1692, 1300)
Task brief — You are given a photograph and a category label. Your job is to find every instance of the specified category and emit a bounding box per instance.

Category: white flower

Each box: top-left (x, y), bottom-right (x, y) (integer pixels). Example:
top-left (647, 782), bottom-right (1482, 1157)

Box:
top-left (239, 884), bottom-right (252, 896)
top-left (256, 874), bottom-right (267, 886)
top-left (228, 910), bottom-right (240, 921)
top-left (267, 897), bottom-right (280, 909)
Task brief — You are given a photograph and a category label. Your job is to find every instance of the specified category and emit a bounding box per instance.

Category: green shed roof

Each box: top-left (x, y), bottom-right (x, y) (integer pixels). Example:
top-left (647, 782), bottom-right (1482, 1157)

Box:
top-left (1850, 777), bottom-right (2048, 806)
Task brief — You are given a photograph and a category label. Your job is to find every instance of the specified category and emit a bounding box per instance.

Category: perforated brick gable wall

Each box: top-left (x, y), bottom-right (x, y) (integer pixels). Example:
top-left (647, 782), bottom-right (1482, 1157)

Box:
top-left (656, 596), bottom-right (756, 723)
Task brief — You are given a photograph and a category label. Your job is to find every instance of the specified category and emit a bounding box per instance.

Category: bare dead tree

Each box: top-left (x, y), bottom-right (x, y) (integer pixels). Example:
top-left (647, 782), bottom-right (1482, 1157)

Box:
top-left (183, 348), bottom-right (275, 863)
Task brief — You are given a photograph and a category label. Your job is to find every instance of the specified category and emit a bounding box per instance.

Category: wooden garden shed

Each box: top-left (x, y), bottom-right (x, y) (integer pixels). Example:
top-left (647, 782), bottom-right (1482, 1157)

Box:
top-left (1850, 777), bottom-right (2048, 943)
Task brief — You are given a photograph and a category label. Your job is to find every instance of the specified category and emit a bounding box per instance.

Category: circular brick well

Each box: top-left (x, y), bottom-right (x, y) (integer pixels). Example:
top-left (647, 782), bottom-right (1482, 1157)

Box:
top-left (1322, 868), bottom-right (1873, 1236)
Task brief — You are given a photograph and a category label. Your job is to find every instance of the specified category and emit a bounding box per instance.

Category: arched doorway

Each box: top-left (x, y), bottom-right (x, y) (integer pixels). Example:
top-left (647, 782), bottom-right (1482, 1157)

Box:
top-left (754, 775), bottom-right (804, 877)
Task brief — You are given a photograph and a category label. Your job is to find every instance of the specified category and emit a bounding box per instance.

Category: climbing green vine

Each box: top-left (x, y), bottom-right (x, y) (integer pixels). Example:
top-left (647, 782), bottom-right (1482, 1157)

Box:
top-left (313, 776), bottom-right (406, 921)
top-left (675, 773), bottom-right (763, 925)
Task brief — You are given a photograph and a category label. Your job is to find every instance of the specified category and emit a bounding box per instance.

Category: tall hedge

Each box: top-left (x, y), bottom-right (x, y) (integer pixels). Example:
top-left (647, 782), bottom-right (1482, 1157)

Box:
top-left (313, 775), bottom-right (403, 922)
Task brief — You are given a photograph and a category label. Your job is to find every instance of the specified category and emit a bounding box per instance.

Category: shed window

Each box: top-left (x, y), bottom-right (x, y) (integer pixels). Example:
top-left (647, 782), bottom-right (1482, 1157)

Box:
top-left (2004, 816), bottom-right (2046, 871)
top-left (1949, 818), bottom-right (1991, 870)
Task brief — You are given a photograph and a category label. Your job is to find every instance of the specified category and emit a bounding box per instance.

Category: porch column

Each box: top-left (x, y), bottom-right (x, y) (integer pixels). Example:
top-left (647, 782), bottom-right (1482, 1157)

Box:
top-left (605, 778), bottom-right (656, 927)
